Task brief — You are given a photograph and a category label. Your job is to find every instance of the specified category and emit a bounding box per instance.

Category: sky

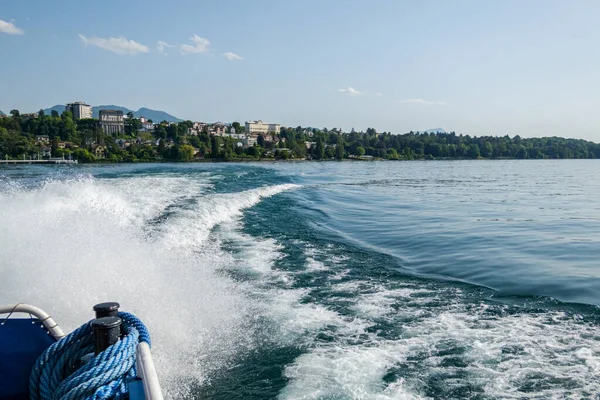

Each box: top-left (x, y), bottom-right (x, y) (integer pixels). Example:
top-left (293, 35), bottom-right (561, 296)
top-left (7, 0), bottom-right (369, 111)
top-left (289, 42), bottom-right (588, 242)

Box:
top-left (1, 0), bottom-right (599, 140)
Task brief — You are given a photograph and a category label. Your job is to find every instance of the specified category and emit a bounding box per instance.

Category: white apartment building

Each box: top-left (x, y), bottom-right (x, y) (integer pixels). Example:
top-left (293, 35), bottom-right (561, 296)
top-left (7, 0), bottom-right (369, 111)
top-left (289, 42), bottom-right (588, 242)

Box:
top-left (65, 102), bottom-right (92, 120)
top-left (245, 120), bottom-right (281, 135)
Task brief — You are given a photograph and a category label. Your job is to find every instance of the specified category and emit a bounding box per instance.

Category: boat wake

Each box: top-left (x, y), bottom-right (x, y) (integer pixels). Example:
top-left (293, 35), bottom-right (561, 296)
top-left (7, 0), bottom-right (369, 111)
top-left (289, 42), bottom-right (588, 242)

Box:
top-left (2, 166), bottom-right (599, 400)
top-left (0, 172), bottom-right (299, 398)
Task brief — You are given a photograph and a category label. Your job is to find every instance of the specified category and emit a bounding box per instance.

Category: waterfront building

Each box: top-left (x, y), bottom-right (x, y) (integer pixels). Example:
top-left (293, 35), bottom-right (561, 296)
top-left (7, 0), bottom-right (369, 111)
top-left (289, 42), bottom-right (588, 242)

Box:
top-left (99, 110), bottom-right (125, 136)
top-left (242, 136), bottom-right (258, 148)
top-left (65, 102), bottom-right (92, 120)
top-left (40, 146), bottom-right (52, 158)
top-left (245, 120), bottom-right (281, 135)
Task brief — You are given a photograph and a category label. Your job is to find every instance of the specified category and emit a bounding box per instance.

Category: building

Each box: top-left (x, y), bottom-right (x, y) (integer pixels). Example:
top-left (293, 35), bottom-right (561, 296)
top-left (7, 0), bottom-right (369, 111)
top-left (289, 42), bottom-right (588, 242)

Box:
top-left (242, 136), bottom-right (258, 148)
top-left (245, 120), bottom-right (281, 135)
top-left (226, 133), bottom-right (246, 140)
top-left (208, 124), bottom-right (227, 136)
top-left (91, 145), bottom-right (106, 159)
top-left (140, 121), bottom-right (155, 132)
top-left (40, 146), bottom-right (52, 158)
top-left (115, 139), bottom-right (131, 149)
top-left (65, 102), bottom-right (92, 120)
top-left (99, 110), bottom-right (125, 136)
top-left (35, 135), bottom-right (50, 144)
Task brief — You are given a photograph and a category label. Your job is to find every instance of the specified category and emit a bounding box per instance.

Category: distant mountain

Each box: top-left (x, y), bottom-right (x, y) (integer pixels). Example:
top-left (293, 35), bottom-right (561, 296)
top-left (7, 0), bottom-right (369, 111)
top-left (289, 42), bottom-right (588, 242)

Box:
top-left (92, 105), bottom-right (132, 118)
top-left (43, 105), bottom-right (67, 115)
top-left (424, 128), bottom-right (446, 134)
top-left (0, 110), bottom-right (5, 116)
top-left (42, 104), bottom-right (183, 122)
top-left (134, 107), bottom-right (183, 123)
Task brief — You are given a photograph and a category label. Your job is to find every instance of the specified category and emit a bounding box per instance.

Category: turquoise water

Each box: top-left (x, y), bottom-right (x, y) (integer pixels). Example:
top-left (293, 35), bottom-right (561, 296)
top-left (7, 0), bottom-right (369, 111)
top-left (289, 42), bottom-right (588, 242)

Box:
top-left (1, 160), bottom-right (599, 399)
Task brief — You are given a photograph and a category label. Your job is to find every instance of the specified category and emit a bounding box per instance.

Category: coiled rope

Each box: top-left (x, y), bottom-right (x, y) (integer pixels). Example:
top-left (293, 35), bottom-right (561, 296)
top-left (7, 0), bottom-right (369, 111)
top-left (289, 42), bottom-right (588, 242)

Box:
top-left (30, 312), bottom-right (151, 400)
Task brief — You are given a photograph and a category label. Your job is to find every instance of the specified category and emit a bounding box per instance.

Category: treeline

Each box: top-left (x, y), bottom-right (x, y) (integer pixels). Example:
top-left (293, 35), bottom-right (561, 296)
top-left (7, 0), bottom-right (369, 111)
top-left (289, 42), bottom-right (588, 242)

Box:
top-left (281, 127), bottom-right (600, 160)
top-left (1, 109), bottom-right (599, 162)
top-left (0, 109), bottom-right (99, 161)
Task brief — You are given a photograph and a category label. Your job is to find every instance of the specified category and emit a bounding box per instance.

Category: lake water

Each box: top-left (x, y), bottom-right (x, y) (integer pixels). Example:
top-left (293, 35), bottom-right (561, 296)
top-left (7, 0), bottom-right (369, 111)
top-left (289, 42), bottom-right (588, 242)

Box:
top-left (1, 160), bottom-right (599, 399)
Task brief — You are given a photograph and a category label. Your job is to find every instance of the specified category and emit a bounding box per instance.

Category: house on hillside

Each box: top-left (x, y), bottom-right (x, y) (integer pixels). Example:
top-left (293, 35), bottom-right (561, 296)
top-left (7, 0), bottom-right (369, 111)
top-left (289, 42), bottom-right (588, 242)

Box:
top-left (58, 141), bottom-right (77, 149)
top-left (35, 135), bottom-right (50, 144)
top-left (242, 136), bottom-right (258, 148)
top-left (40, 146), bottom-right (52, 158)
top-left (91, 144), bottom-right (106, 159)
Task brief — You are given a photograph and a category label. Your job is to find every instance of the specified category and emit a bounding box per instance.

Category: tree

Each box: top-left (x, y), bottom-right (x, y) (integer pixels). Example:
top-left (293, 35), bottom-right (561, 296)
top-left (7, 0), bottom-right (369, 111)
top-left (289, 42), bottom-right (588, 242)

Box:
top-left (51, 110), bottom-right (59, 118)
top-left (482, 141), bottom-right (493, 158)
top-left (292, 142), bottom-right (307, 158)
top-left (335, 139), bottom-right (345, 160)
top-left (246, 145), bottom-right (261, 158)
top-left (125, 116), bottom-right (142, 136)
top-left (154, 125), bottom-right (167, 139)
top-left (167, 124), bottom-right (178, 139)
top-left (355, 146), bottom-right (365, 156)
top-left (10, 109), bottom-right (20, 117)
top-left (315, 138), bottom-right (325, 160)
top-left (59, 113), bottom-right (77, 140)
top-left (467, 144), bottom-right (481, 159)
top-left (516, 146), bottom-right (528, 159)
top-left (387, 148), bottom-right (399, 160)
top-left (232, 122), bottom-right (241, 132)
top-left (72, 148), bottom-right (96, 163)
top-left (178, 144), bottom-right (195, 161)
top-left (211, 136), bottom-right (221, 158)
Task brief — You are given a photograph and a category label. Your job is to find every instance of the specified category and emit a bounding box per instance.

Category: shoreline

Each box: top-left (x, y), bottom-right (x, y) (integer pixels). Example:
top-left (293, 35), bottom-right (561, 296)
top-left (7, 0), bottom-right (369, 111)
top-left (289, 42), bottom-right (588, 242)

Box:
top-left (2, 157), bottom-right (599, 167)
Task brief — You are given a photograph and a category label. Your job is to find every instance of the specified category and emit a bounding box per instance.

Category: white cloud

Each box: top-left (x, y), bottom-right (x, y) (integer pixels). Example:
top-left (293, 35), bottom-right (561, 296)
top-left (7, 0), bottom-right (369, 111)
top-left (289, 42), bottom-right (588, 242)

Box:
top-left (79, 34), bottom-right (149, 55)
top-left (180, 34), bottom-right (211, 55)
top-left (339, 87), bottom-right (364, 96)
top-left (376, 92), bottom-right (382, 97)
top-left (156, 40), bottom-right (175, 54)
top-left (400, 98), bottom-right (447, 105)
top-left (222, 52), bottom-right (243, 61)
top-left (0, 19), bottom-right (24, 35)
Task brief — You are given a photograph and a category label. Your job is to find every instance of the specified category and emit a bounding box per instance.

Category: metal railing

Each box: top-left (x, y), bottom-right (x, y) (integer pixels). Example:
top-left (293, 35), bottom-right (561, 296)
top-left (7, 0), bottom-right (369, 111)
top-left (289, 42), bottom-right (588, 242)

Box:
top-left (0, 303), bottom-right (65, 340)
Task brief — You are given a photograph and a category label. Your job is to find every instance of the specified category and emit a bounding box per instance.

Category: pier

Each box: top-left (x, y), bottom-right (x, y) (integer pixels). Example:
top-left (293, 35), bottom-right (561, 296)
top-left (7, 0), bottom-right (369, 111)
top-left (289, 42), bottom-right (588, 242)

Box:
top-left (0, 159), bottom-right (78, 165)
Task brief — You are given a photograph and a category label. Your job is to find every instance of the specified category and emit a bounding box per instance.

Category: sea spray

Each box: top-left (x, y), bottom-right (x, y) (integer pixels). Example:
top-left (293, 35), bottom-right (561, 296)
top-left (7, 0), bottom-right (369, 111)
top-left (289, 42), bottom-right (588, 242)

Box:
top-left (0, 171), bottom-right (299, 398)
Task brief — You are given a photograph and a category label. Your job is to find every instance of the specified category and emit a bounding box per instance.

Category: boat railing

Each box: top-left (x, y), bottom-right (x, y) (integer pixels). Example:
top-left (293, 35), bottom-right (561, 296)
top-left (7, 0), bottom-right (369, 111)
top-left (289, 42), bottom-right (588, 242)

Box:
top-left (0, 303), bottom-right (65, 340)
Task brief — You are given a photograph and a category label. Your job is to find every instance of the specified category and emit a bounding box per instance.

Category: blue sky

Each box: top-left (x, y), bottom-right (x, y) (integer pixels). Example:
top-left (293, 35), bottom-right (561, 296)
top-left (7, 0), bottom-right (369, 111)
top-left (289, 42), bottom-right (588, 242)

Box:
top-left (1, 0), bottom-right (599, 140)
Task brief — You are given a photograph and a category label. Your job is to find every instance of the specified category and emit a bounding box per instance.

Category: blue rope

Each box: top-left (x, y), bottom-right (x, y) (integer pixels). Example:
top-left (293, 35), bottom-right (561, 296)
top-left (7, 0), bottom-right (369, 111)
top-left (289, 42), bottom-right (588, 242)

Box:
top-left (29, 312), bottom-right (151, 400)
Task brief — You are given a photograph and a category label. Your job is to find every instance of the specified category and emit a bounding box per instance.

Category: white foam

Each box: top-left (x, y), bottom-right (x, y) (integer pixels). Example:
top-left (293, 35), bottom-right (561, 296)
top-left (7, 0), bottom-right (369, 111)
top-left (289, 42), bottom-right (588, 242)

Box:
top-left (0, 174), bottom-right (299, 398)
top-left (281, 280), bottom-right (600, 399)
top-left (305, 257), bottom-right (328, 272)
top-left (280, 343), bottom-right (425, 400)
top-left (353, 287), bottom-right (435, 319)
top-left (155, 184), bottom-right (300, 252)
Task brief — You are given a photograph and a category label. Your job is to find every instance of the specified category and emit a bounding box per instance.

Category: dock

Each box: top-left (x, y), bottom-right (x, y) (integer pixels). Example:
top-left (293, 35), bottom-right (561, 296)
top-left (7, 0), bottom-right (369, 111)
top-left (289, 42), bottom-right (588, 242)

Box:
top-left (0, 159), bottom-right (78, 165)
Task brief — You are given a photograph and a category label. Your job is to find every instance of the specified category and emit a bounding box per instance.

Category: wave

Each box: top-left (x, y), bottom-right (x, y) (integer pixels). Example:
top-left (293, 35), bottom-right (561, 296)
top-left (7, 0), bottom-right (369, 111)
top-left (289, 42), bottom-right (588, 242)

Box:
top-left (0, 173), bottom-right (300, 398)
top-left (278, 266), bottom-right (600, 399)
